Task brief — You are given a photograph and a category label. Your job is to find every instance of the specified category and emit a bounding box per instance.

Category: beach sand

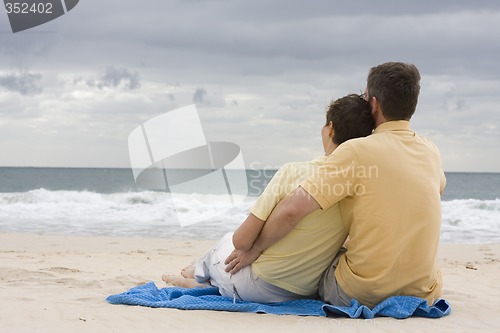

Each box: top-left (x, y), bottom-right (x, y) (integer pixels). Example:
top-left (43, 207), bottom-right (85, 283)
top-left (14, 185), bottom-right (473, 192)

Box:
top-left (0, 232), bottom-right (499, 333)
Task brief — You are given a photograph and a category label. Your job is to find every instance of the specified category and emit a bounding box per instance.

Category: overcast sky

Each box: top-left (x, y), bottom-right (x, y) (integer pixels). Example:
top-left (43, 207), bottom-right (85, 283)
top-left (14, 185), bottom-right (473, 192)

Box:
top-left (1, 0), bottom-right (499, 172)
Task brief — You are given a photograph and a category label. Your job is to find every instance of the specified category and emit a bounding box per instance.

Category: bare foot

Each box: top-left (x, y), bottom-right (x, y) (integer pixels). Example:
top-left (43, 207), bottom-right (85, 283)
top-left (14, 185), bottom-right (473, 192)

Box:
top-left (162, 274), bottom-right (204, 288)
top-left (181, 264), bottom-right (195, 279)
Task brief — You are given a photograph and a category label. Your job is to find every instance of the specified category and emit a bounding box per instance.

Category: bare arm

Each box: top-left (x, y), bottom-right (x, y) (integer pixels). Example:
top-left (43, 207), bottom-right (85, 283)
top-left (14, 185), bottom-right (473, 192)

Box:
top-left (232, 213), bottom-right (265, 251)
top-left (225, 186), bottom-right (320, 274)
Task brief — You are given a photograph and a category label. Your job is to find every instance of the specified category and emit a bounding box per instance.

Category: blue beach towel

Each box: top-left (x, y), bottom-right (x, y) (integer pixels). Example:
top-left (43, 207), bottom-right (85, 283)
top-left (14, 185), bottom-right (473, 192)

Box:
top-left (106, 282), bottom-right (451, 319)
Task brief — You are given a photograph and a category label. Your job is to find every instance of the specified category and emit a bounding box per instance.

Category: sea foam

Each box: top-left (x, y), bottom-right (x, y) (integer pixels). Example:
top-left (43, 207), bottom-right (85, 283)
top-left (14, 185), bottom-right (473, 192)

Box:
top-left (0, 189), bottom-right (499, 242)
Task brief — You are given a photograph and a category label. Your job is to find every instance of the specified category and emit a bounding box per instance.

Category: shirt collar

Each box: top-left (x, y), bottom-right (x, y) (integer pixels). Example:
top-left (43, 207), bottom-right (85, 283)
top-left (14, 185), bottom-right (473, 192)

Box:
top-left (373, 120), bottom-right (411, 134)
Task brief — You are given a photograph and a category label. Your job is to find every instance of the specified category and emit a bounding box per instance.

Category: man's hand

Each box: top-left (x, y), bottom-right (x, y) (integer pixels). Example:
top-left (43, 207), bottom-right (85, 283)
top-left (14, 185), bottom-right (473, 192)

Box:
top-left (224, 247), bottom-right (261, 275)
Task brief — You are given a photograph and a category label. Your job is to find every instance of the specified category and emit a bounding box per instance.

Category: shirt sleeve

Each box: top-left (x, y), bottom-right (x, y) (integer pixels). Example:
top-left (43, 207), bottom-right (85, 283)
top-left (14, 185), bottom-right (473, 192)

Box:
top-left (251, 163), bottom-right (294, 221)
top-left (439, 169), bottom-right (446, 194)
top-left (300, 143), bottom-right (360, 210)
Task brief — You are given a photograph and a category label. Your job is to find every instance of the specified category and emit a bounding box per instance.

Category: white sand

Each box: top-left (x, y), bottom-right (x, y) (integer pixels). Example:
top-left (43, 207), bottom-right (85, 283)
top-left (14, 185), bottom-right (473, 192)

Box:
top-left (1, 232), bottom-right (499, 333)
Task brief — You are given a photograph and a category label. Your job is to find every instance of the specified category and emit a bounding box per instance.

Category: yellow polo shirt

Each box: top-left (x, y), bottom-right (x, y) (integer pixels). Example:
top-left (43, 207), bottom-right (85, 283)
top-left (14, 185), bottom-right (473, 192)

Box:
top-left (251, 157), bottom-right (348, 296)
top-left (301, 121), bottom-right (446, 308)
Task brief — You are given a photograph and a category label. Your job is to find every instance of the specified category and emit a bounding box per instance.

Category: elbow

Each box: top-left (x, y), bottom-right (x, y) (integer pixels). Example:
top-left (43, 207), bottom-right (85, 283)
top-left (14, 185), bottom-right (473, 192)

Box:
top-left (279, 187), bottom-right (320, 226)
top-left (278, 196), bottom-right (316, 229)
top-left (232, 232), bottom-right (253, 251)
top-left (280, 201), bottom-right (304, 227)
top-left (281, 212), bottom-right (299, 229)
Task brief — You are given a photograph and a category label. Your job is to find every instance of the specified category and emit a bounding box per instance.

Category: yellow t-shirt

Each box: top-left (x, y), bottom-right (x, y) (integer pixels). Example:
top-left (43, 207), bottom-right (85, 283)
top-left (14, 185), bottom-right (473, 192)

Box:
top-left (251, 157), bottom-right (348, 296)
top-left (301, 121), bottom-right (446, 307)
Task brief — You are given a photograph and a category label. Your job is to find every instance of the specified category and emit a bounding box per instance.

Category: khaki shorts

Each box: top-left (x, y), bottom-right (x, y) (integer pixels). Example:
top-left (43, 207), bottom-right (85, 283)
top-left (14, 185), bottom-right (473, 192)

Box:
top-left (318, 248), bottom-right (352, 306)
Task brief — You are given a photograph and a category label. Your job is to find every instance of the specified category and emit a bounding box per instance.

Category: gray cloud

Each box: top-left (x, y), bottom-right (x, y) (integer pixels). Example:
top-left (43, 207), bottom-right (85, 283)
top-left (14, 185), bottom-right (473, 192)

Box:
top-left (74, 66), bottom-right (140, 90)
top-left (193, 88), bottom-right (207, 103)
top-left (0, 71), bottom-right (43, 95)
top-left (98, 66), bottom-right (140, 90)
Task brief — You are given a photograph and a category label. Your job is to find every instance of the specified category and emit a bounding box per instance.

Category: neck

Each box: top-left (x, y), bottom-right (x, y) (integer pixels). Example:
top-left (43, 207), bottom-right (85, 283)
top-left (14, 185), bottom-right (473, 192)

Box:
top-left (374, 118), bottom-right (386, 128)
top-left (373, 110), bottom-right (388, 129)
top-left (325, 142), bottom-right (338, 155)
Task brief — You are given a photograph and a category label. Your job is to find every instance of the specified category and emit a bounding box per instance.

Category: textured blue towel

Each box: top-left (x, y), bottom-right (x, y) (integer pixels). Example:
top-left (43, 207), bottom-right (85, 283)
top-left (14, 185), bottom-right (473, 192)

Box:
top-left (106, 282), bottom-right (451, 319)
top-left (323, 297), bottom-right (451, 319)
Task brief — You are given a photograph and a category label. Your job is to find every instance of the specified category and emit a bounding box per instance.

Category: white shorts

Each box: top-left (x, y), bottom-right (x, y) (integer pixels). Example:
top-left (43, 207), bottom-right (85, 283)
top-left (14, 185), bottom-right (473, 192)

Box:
top-left (194, 232), bottom-right (304, 303)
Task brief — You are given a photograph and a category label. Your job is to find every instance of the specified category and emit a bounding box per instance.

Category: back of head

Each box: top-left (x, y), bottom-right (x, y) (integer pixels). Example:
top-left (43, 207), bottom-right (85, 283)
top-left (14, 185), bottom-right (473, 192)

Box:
top-left (326, 94), bottom-right (374, 145)
top-left (367, 62), bottom-right (421, 121)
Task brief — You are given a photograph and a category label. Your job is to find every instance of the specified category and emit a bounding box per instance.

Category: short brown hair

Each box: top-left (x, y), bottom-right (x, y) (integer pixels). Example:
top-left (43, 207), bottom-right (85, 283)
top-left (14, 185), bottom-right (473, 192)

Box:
top-left (367, 62), bottom-right (421, 120)
top-left (326, 94), bottom-right (374, 145)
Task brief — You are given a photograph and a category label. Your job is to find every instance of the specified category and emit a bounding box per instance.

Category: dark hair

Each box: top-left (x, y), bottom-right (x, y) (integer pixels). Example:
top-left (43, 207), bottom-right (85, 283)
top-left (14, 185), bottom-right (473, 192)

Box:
top-left (367, 62), bottom-right (421, 120)
top-left (326, 94), bottom-right (374, 145)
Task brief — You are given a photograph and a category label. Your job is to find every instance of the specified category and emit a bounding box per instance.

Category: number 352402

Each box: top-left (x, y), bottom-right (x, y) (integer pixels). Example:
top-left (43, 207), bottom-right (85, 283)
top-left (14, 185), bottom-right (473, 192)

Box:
top-left (5, 2), bottom-right (53, 14)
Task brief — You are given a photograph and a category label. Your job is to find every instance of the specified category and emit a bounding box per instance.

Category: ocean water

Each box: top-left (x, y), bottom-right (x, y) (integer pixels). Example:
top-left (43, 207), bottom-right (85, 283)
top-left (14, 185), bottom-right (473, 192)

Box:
top-left (0, 167), bottom-right (499, 243)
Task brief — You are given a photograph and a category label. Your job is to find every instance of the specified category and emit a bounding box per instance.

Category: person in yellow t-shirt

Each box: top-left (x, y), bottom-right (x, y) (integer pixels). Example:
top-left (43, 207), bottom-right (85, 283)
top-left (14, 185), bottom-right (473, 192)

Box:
top-left (162, 94), bottom-right (374, 303)
top-left (225, 62), bottom-right (446, 309)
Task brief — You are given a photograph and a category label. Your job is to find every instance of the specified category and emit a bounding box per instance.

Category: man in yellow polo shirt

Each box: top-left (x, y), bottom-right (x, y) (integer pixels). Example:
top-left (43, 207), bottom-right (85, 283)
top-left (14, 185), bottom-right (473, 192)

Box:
top-left (226, 62), bottom-right (446, 308)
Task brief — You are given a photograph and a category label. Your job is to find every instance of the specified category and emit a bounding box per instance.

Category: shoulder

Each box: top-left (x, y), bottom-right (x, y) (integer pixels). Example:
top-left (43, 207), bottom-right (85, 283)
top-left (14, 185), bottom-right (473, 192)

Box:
top-left (417, 133), bottom-right (440, 149)
top-left (330, 136), bottom-right (372, 159)
top-left (412, 132), bottom-right (443, 158)
top-left (275, 158), bottom-right (325, 184)
top-left (280, 157), bottom-right (326, 171)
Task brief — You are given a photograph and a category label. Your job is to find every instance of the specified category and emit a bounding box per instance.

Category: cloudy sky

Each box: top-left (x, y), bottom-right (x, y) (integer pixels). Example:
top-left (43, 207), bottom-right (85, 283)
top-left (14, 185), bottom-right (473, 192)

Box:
top-left (1, 0), bottom-right (499, 172)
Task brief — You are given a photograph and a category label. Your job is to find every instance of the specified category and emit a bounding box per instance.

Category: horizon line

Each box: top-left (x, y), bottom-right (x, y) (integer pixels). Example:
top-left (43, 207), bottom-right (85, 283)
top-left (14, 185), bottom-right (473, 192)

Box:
top-left (0, 165), bottom-right (499, 174)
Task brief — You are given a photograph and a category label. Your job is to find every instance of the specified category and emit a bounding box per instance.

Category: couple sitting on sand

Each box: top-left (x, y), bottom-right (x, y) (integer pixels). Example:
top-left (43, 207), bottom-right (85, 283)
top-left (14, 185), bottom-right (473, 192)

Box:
top-left (163, 62), bottom-right (446, 308)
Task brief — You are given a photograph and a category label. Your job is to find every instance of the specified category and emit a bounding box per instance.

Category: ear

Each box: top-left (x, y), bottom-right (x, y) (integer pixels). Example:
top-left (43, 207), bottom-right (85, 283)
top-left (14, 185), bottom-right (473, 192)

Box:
top-left (370, 96), bottom-right (379, 116)
top-left (328, 121), bottom-right (334, 138)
